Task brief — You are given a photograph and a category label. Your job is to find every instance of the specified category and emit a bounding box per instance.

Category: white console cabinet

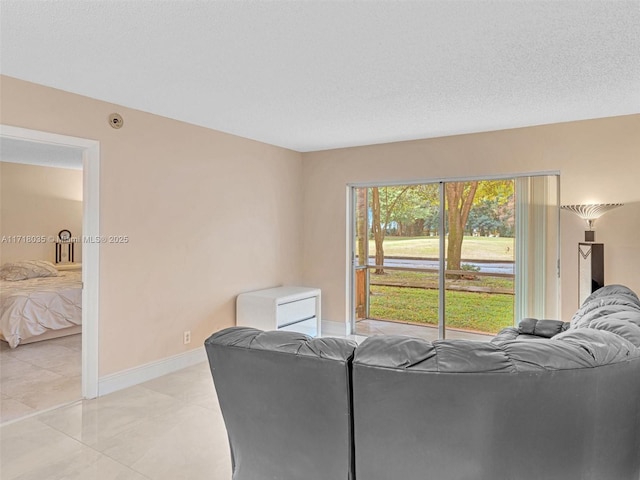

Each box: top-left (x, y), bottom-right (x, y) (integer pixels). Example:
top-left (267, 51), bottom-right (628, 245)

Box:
top-left (236, 286), bottom-right (321, 337)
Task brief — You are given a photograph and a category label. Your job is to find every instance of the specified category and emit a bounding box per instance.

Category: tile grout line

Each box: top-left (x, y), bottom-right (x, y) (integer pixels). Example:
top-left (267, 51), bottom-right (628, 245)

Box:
top-left (1, 398), bottom-right (83, 428)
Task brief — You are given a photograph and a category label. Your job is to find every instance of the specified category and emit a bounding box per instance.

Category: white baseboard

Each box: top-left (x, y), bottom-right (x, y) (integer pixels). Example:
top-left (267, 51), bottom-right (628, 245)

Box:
top-left (98, 347), bottom-right (207, 397)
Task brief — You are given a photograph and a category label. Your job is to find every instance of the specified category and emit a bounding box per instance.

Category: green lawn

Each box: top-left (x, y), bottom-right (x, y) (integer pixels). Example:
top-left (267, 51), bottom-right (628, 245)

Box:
top-left (369, 285), bottom-right (515, 334)
top-left (363, 235), bottom-right (515, 334)
top-left (368, 235), bottom-right (514, 261)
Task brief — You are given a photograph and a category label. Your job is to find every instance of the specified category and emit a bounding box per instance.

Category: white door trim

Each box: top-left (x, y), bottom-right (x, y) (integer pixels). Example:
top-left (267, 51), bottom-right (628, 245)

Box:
top-left (0, 124), bottom-right (100, 399)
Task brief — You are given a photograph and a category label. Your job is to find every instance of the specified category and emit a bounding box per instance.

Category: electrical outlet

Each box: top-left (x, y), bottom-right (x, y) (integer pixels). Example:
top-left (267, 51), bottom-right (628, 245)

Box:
top-left (183, 330), bottom-right (191, 345)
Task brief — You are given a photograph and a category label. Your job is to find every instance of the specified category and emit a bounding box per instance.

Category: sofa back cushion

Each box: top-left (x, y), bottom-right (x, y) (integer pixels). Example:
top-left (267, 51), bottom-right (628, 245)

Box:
top-left (586, 312), bottom-right (640, 347)
top-left (581, 284), bottom-right (640, 305)
top-left (205, 327), bottom-right (357, 480)
top-left (355, 329), bottom-right (637, 374)
top-left (572, 284), bottom-right (640, 328)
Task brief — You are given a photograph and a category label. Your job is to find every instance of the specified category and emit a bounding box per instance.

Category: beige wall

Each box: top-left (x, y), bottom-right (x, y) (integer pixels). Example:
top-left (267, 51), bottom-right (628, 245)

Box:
top-left (0, 75), bottom-right (304, 376)
top-left (0, 162), bottom-right (83, 264)
top-left (301, 115), bottom-right (640, 322)
top-left (3, 73), bottom-right (638, 377)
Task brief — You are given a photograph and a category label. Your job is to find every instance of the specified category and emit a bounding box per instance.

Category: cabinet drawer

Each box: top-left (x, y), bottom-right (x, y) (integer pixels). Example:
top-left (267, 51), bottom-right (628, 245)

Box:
top-left (277, 297), bottom-right (317, 328)
top-left (279, 317), bottom-right (317, 337)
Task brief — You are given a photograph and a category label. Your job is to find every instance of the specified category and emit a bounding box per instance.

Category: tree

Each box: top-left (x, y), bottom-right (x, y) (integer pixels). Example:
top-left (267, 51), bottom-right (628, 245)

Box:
top-left (445, 182), bottom-right (478, 276)
top-left (371, 186), bottom-right (410, 274)
top-left (467, 200), bottom-right (502, 236)
top-left (369, 180), bottom-right (513, 278)
top-left (371, 187), bottom-right (384, 274)
top-left (446, 180), bottom-right (514, 275)
top-left (389, 193), bottom-right (419, 236)
top-left (467, 197), bottom-right (514, 237)
top-left (355, 188), bottom-right (367, 265)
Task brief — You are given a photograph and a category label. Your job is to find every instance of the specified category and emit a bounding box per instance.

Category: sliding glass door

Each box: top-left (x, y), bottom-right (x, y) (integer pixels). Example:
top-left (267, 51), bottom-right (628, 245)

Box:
top-left (350, 174), bottom-right (559, 339)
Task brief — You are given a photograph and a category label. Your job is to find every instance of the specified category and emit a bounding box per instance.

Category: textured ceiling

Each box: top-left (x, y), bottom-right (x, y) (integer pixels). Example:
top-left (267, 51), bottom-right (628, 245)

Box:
top-left (1, 1), bottom-right (639, 152)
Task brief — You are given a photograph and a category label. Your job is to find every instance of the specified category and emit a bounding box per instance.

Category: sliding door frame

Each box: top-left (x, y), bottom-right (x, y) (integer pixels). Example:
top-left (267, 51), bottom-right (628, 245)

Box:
top-left (347, 170), bottom-right (560, 336)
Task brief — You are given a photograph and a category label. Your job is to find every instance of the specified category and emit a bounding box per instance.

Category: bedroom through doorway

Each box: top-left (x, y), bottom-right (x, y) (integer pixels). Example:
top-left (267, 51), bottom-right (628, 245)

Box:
top-left (0, 127), bottom-right (100, 423)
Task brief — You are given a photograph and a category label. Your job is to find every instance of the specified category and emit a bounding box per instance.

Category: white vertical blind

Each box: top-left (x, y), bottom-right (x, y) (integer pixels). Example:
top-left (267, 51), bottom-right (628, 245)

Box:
top-left (514, 175), bottom-right (560, 322)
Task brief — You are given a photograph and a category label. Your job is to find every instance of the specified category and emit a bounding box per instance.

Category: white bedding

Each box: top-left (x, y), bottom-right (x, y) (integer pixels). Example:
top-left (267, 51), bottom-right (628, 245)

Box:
top-left (0, 271), bottom-right (82, 348)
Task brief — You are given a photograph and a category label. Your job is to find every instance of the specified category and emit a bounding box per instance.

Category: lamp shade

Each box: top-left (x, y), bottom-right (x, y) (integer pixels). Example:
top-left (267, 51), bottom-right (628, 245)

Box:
top-left (561, 203), bottom-right (623, 242)
top-left (560, 204), bottom-right (624, 222)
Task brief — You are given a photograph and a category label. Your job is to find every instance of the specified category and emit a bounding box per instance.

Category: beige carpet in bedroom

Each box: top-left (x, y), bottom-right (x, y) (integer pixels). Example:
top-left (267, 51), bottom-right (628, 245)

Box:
top-left (0, 334), bottom-right (81, 424)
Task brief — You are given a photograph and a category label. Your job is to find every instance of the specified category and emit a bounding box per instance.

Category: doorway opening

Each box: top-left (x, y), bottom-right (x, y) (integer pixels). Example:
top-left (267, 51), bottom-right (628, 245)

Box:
top-left (0, 125), bottom-right (100, 423)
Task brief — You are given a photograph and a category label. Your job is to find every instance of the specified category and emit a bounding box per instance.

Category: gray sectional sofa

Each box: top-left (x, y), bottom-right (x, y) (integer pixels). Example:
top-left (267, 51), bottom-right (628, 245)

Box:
top-left (205, 284), bottom-right (640, 480)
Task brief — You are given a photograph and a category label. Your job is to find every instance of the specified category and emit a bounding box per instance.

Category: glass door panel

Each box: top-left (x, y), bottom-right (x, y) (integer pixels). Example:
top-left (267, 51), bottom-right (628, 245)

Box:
top-left (443, 180), bottom-right (515, 339)
top-left (354, 184), bottom-right (442, 340)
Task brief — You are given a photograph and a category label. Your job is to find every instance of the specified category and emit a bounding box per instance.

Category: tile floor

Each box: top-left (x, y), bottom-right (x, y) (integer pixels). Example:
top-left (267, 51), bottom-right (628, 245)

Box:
top-left (0, 335), bottom-right (82, 424)
top-left (1, 361), bottom-right (231, 480)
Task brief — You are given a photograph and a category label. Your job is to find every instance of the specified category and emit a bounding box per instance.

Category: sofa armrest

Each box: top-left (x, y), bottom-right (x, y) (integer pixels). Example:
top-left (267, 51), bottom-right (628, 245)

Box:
top-left (491, 327), bottom-right (520, 343)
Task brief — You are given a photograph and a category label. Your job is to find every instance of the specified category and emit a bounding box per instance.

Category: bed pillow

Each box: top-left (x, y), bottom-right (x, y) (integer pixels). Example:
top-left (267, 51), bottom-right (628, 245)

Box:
top-left (0, 260), bottom-right (59, 281)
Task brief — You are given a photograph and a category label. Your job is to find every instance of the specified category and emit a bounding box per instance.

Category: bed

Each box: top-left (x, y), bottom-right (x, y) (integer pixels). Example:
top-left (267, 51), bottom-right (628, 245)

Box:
top-left (0, 261), bottom-right (82, 348)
